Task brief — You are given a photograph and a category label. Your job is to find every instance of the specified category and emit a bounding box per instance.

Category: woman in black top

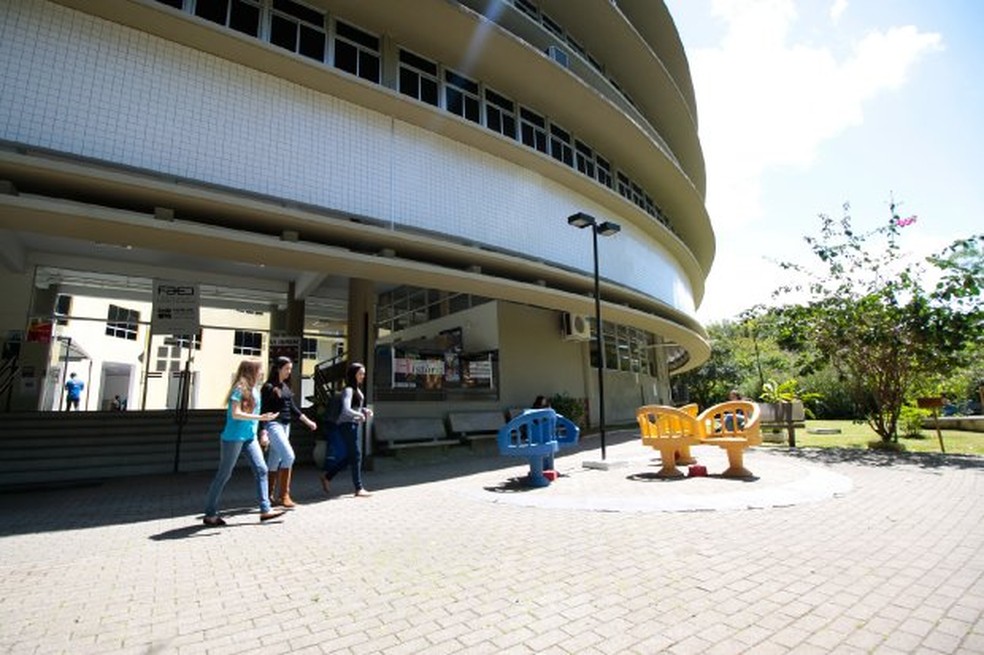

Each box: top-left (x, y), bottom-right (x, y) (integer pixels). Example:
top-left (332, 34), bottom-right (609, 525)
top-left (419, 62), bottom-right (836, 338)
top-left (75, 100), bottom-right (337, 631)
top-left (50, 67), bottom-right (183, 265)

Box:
top-left (261, 357), bottom-right (317, 508)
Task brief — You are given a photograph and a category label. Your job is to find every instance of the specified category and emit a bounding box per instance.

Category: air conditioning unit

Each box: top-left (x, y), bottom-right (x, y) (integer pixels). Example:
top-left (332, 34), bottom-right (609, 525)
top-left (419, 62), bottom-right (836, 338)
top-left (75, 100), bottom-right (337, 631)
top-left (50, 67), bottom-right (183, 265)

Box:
top-left (562, 312), bottom-right (591, 341)
top-left (546, 45), bottom-right (569, 69)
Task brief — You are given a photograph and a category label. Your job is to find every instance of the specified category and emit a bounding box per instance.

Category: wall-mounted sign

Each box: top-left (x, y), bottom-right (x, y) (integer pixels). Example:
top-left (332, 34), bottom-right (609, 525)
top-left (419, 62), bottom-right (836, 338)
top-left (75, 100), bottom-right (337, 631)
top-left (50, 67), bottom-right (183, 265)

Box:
top-left (152, 280), bottom-right (201, 335)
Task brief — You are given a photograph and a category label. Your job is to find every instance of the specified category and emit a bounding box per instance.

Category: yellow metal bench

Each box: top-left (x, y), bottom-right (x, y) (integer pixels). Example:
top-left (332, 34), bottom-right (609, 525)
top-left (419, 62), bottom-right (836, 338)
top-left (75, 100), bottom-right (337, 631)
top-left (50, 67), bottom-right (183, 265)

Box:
top-left (636, 405), bottom-right (702, 478)
top-left (697, 401), bottom-right (763, 478)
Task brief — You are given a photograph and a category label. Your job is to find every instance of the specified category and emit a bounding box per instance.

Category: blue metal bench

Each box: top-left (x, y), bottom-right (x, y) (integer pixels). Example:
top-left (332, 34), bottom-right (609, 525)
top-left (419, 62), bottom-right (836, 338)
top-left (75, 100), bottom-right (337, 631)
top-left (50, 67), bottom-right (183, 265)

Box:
top-left (497, 409), bottom-right (580, 487)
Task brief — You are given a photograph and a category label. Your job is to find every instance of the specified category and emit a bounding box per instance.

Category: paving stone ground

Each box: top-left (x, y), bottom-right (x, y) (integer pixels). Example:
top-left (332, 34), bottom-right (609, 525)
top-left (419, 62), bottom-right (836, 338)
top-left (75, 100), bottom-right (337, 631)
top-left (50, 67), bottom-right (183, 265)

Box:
top-left (1, 431), bottom-right (983, 654)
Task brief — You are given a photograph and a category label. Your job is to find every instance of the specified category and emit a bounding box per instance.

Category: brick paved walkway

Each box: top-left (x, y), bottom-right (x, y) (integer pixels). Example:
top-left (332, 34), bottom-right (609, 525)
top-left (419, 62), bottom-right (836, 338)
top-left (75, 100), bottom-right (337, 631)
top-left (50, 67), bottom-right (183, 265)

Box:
top-left (2, 433), bottom-right (982, 654)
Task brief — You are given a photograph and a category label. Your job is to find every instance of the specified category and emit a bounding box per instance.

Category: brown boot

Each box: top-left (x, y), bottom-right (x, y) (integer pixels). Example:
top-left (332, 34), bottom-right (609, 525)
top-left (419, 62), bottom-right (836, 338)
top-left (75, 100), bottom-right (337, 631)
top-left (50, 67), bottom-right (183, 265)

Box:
top-left (279, 468), bottom-right (297, 508)
top-left (267, 472), bottom-right (280, 506)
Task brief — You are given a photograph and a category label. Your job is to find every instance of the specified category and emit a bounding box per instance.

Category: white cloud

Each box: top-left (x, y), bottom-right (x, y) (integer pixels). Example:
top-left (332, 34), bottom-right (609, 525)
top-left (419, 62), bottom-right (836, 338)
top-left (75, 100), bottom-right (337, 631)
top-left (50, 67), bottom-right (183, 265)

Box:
top-left (689, 1), bottom-right (942, 229)
top-left (685, 1), bottom-right (943, 322)
top-left (829, 0), bottom-right (848, 22)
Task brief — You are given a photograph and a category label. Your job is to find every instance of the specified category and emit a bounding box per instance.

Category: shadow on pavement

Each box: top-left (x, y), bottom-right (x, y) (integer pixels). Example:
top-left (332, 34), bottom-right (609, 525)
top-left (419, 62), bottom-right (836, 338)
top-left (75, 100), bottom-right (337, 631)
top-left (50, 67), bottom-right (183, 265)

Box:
top-left (775, 446), bottom-right (984, 471)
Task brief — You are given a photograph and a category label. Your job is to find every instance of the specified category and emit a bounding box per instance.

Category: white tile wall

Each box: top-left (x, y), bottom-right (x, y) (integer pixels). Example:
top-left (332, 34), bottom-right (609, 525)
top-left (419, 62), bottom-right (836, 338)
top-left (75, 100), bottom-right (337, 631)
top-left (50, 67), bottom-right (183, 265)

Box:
top-left (0, 0), bottom-right (696, 315)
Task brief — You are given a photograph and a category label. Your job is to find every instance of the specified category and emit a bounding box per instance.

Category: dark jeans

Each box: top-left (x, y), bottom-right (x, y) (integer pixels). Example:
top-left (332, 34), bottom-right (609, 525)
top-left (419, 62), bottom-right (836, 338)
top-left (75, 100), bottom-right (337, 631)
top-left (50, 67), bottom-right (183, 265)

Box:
top-left (323, 422), bottom-right (364, 492)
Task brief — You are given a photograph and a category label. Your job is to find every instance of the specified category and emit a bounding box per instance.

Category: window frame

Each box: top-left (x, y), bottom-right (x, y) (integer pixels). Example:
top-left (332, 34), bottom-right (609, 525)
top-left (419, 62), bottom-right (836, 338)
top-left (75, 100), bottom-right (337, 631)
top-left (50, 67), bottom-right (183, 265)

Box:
top-left (194, 0), bottom-right (262, 37)
top-left (233, 330), bottom-right (264, 356)
top-left (398, 48), bottom-right (440, 106)
top-left (549, 123), bottom-right (574, 167)
top-left (332, 19), bottom-right (381, 83)
top-left (484, 87), bottom-right (517, 139)
top-left (444, 69), bottom-right (481, 124)
top-left (519, 106), bottom-right (548, 154)
top-left (106, 304), bottom-right (140, 341)
top-left (269, 0), bottom-right (327, 62)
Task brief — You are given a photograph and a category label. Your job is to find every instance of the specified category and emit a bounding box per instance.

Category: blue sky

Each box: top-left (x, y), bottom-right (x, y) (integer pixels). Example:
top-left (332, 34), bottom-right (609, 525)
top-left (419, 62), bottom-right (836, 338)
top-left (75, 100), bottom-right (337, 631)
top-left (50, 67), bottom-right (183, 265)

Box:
top-left (664, 0), bottom-right (984, 323)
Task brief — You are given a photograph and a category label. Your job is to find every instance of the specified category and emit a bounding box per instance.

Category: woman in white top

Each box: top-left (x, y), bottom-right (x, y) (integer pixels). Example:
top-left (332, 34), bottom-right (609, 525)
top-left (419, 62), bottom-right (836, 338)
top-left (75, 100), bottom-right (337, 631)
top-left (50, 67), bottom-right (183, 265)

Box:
top-left (320, 362), bottom-right (373, 497)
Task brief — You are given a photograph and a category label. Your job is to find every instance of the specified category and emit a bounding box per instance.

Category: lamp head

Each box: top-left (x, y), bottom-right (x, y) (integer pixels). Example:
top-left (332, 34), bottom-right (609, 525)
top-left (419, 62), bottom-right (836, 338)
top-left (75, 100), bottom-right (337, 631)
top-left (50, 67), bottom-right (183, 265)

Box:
top-left (567, 212), bottom-right (595, 229)
top-left (597, 221), bottom-right (621, 237)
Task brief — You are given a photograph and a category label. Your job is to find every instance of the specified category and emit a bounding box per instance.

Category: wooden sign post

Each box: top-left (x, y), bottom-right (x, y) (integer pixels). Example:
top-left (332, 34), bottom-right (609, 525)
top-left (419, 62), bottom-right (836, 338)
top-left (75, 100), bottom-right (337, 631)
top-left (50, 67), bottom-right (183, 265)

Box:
top-left (916, 397), bottom-right (945, 454)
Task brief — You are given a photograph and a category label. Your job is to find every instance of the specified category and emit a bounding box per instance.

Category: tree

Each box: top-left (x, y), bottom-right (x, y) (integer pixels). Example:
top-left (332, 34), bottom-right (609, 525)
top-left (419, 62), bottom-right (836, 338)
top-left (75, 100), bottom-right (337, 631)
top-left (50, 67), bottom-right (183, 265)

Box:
top-left (772, 202), bottom-right (983, 443)
top-left (672, 322), bottom-right (743, 408)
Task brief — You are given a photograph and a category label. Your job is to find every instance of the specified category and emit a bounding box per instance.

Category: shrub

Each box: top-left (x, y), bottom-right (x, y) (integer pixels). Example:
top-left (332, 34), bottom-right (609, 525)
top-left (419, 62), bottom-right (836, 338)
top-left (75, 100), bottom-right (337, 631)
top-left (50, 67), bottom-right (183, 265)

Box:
top-left (550, 392), bottom-right (586, 427)
top-left (868, 439), bottom-right (907, 453)
top-left (899, 405), bottom-right (929, 438)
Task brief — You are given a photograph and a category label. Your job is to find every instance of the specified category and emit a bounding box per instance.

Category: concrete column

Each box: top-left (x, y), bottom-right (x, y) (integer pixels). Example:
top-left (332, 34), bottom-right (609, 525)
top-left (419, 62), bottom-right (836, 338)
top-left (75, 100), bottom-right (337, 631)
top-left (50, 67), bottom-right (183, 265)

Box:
top-left (286, 282), bottom-right (305, 397)
top-left (346, 278), bottom-right (376, 398)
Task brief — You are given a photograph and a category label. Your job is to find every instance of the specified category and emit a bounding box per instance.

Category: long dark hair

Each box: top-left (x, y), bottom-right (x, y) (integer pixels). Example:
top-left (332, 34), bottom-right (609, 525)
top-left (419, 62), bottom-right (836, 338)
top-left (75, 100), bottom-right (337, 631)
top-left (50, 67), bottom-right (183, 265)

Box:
top-left (267, 356), bottom-right (292, 385)
top-left (345, 362), bottom-right (365, 409)
top-left (345, 362), bottom-right (365, 388)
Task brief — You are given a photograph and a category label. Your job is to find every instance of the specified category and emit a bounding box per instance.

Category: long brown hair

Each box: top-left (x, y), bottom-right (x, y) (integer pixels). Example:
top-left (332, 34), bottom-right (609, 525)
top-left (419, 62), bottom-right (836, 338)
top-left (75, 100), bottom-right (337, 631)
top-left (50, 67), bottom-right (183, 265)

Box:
top-left (227, 360), bottom-right (262, 411)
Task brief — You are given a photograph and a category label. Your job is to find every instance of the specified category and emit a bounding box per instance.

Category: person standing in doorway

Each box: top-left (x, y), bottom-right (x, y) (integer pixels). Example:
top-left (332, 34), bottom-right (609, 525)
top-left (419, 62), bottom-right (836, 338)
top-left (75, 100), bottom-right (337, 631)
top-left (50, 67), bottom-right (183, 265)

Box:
top-left (203, 359), bottom-right (284, 526)
top-left (64, 372), bottom-right (84, 411)
top-left (321, 362), bottom-right (373, 498)
top-left (261, 356), bottom-right (317, 509)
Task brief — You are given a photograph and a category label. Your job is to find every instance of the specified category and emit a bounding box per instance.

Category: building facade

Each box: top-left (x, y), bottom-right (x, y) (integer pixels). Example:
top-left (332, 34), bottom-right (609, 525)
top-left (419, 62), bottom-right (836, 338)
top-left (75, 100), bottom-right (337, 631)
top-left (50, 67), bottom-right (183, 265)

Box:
top-left (0, 0), bottom-right (714, 425)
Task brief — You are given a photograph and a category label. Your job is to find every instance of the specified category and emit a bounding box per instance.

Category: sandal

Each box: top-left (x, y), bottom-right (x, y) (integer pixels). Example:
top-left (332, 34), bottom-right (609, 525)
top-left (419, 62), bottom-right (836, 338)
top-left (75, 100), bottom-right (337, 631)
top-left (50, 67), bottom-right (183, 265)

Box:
top-left (320, 474), bottom-right (331, 495)
top-left (202, 516), bottom-right (226, 526)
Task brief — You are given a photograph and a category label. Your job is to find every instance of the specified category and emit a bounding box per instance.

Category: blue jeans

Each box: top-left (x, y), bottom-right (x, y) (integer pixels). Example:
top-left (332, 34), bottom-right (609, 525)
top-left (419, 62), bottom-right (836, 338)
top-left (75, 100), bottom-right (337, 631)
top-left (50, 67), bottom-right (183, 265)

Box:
top-left (265, 422), bottom-right (295, 470)
top-left (323, 422), bottom-right (364, 491)
top-left (204, 438), bottom-right (271, 517)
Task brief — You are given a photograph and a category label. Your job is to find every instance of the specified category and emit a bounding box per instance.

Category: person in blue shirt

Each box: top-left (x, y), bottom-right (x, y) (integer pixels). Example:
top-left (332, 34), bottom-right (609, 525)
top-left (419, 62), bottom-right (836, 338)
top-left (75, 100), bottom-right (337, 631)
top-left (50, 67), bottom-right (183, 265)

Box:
top-left (723, 389), bottom-right (747, 431)
top-left (203, 360), bottom-right (284, 526)
top-left (64, 372), bottom-right (84, 411)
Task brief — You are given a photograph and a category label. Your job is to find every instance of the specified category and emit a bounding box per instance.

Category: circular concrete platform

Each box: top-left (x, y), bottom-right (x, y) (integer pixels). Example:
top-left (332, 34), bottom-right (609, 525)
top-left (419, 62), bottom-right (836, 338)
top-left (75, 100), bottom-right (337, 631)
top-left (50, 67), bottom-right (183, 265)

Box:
top-left (470, 440), bottom-right (853, 513)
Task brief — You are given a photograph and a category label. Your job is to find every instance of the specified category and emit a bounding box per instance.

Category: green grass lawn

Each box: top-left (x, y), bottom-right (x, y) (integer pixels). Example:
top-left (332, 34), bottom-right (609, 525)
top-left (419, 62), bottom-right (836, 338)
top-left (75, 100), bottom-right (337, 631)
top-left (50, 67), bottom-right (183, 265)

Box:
top-left (760, 420), bottom-right (984, 456)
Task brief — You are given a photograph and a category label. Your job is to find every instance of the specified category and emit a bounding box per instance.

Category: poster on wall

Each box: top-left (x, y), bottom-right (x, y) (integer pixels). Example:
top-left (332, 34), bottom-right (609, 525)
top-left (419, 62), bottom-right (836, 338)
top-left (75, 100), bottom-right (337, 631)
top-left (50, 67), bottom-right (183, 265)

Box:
top-left (439, 327), bottom-right (463, 387)
top-left (463, 356), bottom-right (494, 389)
top-left (151, 279), bottom-right (201, 336)
top-left (393, 354), bottom-right (446, 389)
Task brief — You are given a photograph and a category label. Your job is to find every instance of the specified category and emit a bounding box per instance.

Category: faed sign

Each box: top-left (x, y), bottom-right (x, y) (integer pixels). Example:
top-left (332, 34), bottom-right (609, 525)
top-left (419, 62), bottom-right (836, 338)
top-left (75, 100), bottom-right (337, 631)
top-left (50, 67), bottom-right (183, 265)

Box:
top-left (152, 279), bottom-right (201, 335)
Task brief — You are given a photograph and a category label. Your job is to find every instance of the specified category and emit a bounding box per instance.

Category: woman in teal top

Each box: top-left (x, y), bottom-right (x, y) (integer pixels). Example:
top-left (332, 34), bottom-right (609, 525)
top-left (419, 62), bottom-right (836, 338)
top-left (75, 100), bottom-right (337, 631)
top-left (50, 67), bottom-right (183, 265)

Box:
top-left (203, 360), bottom-right (285, 526)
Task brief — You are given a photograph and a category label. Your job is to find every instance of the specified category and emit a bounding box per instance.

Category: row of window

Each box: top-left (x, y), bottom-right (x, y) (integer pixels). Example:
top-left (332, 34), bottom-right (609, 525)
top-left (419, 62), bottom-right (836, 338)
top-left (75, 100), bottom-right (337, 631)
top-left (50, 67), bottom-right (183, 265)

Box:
top-left (376, 286), bottom-right (491, 334)
top-left (153, 0), bottom-right (677, 233)
top-left (590, 320), bottom-right (659, 377)
top-left (508, 0), bottom-right (636, 109)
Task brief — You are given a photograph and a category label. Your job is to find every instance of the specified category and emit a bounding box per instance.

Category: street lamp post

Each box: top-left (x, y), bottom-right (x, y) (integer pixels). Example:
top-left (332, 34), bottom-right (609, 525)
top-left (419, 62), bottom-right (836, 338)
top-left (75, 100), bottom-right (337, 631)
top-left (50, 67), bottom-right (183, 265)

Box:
top-left (568, 212), bottom-right (620, 460)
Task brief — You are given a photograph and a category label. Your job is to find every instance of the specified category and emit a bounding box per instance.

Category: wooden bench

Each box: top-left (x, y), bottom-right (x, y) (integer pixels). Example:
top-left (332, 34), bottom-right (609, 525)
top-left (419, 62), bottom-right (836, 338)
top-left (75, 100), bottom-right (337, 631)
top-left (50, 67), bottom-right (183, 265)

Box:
top-left (373, 417), bottom-right (458, 454)
top-left (759, 401), bottom-right (805, 443)
top-left (447, 411), bottom-right (506, 446)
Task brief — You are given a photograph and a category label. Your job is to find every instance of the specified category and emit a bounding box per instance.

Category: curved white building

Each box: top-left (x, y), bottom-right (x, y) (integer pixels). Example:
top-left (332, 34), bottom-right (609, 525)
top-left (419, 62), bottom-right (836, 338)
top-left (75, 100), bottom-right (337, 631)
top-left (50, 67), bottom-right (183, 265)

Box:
top-left (0, 0), bottom-right (713, 427)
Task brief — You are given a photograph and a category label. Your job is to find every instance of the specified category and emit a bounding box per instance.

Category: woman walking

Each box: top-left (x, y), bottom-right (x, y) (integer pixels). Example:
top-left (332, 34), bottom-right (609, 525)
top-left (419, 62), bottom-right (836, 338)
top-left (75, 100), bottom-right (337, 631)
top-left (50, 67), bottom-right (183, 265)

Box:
top-left (321, 362), bottom-right (373, 498)
top-left (262, 356), bottom-right (317, 508)
top-left (203, 359), bottom-right (285, 525)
